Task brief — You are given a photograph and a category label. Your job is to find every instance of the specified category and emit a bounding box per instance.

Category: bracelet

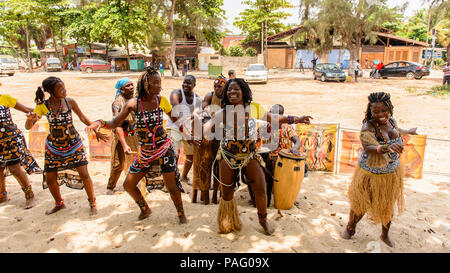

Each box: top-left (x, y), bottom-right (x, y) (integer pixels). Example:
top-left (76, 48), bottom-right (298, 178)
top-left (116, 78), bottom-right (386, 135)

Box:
top-left (96, 119), bottom-right (109, 129)
top-left (377, 144), bottom-right (389, 154)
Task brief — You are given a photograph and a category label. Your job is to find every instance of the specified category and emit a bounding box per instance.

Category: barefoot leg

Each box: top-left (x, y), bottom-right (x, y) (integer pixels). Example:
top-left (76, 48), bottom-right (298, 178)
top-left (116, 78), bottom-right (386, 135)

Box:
top-left (123, 172), bottom-right (151, 220)
top-left (0, 167), bottom-right (8, 203)
top-left (342, 210), bottom-right (364, 239)
top-left (245, 160), bottom-right (274, 235)
top-left (45, 172), bottom-right (66, 215)
top-left (162, 171), bottom-right (187, 224)
top-left (76, 165), bottom-right (97, 216)
top-left (380, 222), bottom-right (394, 247)
top-left (7, 163), bottom-right (35, 209)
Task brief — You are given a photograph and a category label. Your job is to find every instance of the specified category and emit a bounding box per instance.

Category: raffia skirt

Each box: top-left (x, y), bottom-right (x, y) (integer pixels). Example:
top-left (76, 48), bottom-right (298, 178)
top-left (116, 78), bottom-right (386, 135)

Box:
top-left (348, 164), bottom-right (404, 226)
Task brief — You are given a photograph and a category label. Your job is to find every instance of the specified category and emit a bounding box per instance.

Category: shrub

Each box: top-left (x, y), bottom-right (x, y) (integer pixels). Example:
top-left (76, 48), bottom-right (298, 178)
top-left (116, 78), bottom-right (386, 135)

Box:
top-left (245, 47), bottom-right (257, 56)
top-left (229, 46), bottom-right (245, 57)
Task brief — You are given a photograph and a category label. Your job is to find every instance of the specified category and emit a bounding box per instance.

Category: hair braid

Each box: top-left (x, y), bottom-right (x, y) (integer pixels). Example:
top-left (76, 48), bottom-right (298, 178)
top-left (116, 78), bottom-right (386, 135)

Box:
top-left (136, 66), bottom-right (159, 99)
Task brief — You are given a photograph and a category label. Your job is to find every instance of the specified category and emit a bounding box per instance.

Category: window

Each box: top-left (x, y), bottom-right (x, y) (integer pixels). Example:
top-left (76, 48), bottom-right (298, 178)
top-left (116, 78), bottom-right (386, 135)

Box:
top-left (384, 63), bottom-right (398, 68)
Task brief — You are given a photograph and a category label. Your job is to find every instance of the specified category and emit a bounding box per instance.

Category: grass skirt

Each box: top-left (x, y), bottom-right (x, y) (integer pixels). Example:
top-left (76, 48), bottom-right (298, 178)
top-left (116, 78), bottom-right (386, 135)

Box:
top-left (217, 197), bottom-right (242, 233)
top-left (348, 132), bottom-right (405, 226)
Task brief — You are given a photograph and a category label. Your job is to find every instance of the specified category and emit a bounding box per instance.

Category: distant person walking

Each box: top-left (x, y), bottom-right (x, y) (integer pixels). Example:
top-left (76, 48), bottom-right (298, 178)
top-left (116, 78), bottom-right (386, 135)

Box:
top-left (443, 62), bottom-right (450, 86)
top-left (311, 57), bottom-right (318, 70)
top-left (159, 62), bottom-right (164, 77)
top-left (299, 58), bottom-right (304, 72)
top-left (354, 59), bottom-right (362, 82)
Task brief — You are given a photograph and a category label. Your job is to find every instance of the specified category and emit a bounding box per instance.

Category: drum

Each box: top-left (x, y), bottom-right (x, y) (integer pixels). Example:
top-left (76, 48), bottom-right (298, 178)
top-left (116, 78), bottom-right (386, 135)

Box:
top-left (273, 149), bottom-right (306, 210)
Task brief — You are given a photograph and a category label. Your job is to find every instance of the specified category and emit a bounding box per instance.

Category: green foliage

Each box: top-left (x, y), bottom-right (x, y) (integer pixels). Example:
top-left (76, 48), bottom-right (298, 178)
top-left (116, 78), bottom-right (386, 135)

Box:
top-left (229, 45), bottom-right (245, 57)
top-left (233, 0), bottom-right (293, 43)
top-left (245, 47), bottom-right (257, 56)
top-left (219, 47), bottom-right (230, 56)
top-left (427, 84), bottom-right (450, 96)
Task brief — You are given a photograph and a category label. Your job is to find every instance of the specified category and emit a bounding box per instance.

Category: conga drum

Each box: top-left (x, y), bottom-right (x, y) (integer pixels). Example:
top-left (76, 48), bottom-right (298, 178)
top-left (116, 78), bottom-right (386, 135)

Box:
top-left (273, 149), bottom-right (306, 210)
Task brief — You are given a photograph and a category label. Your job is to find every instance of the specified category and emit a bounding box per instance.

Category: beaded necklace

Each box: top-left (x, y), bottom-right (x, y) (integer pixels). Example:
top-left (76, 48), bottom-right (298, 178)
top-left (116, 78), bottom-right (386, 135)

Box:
top-left (47, 99), bottom-right (63, 119)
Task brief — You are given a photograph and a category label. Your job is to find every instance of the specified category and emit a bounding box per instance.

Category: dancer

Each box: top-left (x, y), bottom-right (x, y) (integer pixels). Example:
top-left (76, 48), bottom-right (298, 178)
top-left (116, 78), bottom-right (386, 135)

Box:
top-left (86, 67), bottom-right (187, 223)
top-left (26, 77), bottom-right (107, 216)
top-left (203, 78), bottom-right (312, 235)
top-left (0, 82), bottom-right (41, 209)
top-left (107, 78), bottom-right (139, 195)
top-left (342, 92), bottom-right (417, 247)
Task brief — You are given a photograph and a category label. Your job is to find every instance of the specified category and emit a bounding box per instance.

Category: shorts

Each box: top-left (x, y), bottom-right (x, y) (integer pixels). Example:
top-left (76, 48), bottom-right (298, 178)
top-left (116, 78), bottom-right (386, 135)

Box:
top-left (166, 127), bottom-right (193, 156)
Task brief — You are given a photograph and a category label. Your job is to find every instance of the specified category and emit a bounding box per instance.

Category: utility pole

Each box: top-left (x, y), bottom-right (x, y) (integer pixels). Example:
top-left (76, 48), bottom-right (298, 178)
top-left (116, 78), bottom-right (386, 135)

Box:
top-left (261, 21), bottom-right (264, 60)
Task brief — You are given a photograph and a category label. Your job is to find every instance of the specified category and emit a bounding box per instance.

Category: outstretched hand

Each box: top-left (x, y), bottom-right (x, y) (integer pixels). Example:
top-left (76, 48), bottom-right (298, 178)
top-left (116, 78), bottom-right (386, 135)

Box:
top-left (408, 127), bottom-right (418, 135)
top-left (299, 115), bottom-right (313, 124)
top-left (94, 130), bottom-right (109, 143)
top-left (26, 112), bottom-right (39, 123)
top-left (85, 121), bottom-right (101, 135)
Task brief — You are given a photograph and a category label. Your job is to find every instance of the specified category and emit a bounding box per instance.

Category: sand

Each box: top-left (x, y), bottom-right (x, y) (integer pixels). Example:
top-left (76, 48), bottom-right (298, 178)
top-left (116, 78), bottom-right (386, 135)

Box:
top-left (0, 71), bottom-right (448, 253)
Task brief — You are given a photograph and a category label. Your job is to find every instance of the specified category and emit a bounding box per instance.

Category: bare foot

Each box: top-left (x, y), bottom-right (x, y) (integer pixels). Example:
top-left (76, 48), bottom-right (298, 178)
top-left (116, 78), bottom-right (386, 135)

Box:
top-left (138, 207), bottom-right (152, 220)
top-left (90, 206), bottom-right (98, 216)
top-left (342, 225), bottom-right (355, 239)
top-left (259, 219), bottom-right (275, 235)
top-left (178, 214), bottom-right (188, 224)
top-left (45, 204), bottom-right (66, 215)
top-left (380, 235), bottom-right (394, 247)
top-left (25, 197), bottom-right (36, 209)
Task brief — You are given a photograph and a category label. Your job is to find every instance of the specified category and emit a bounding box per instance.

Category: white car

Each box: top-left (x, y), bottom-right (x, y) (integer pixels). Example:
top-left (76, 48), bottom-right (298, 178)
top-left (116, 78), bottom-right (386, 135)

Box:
top-left (0, 56), bottom-right (19, 76)
top-left (244, 64), bottom-right (268, 84)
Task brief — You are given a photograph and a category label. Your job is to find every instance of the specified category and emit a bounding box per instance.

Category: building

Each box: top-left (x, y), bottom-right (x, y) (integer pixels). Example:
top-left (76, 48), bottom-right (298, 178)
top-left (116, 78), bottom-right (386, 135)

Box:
top-left (265, 26), bottom-right (430, 69)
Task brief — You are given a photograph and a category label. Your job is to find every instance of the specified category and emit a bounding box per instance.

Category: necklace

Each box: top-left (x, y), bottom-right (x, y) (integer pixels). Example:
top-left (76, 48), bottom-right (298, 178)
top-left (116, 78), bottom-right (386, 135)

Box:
top-left (48, 99), bottom-right (63, 119)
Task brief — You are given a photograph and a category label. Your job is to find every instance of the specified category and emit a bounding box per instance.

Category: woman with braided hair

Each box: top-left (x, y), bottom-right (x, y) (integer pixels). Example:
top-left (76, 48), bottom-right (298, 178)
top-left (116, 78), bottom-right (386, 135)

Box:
top-left (26, 77), bottom-right (107, 216)
top-left (86, 67), bottom-right (187, 223)
top-left (342, 92), bottom-right (417, 247)
top-left (203, 78), bottom-right (312, 235)
top-left (0, 82), bottom-right (41, 209)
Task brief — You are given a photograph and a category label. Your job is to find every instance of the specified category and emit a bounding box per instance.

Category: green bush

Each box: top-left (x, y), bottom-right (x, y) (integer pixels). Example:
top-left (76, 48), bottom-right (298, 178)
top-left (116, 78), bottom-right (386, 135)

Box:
top-left (219, 47), bottom-right (229, 56)
top-left (229, 46), bottom-right (245, 57)
top-left (245, 47), bottom-right (257, 56)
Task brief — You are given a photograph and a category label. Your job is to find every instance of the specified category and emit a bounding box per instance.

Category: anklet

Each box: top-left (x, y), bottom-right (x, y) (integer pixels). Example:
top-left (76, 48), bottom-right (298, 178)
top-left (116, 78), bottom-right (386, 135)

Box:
top-left (88, 199), bottom-right (97, 208)
top-left (346, 225), bottom-right (355, 236)
top-left (22, 185), bottom-right (34, 200)
top-left (0, 191), bottom-right (7, 201)
top-left (137, 198), bottom-right (149, 211)
top-left (175, 204), bottom-right (184, 217)
top-left (55, 199), bottom-right (65, 207)
top-left (257, 212), bottom-right (268, 221)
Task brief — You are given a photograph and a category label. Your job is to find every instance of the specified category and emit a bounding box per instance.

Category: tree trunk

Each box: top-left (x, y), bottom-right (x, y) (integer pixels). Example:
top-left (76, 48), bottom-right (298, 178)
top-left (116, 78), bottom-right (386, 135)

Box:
top-left (25, 25), bottom-right (31, 71)
top-left (126, 38), bottom-right (130, 71)
top-left (168, 0), bottom-right (179, 77)
top-left (447, 44), bottom-right (450, 63)
top-left (51, 28), bottom-right (60, 62)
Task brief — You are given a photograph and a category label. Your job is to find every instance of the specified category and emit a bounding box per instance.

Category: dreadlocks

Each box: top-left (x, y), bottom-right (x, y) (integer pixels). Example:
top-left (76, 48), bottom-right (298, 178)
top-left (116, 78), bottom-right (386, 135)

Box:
top-left (363, 92), bottom-right (394, 124)
top-left (221, 78), bottom-right (253, 108)
top-left (136, 66), bottom-right (159, 98)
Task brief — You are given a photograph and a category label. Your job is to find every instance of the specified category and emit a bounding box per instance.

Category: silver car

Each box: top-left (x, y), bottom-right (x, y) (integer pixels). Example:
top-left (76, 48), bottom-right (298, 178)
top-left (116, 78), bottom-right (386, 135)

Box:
top-left (244, 64), bottom-right (268, 84)
top-left (45, 58), bottom-right (62, 72)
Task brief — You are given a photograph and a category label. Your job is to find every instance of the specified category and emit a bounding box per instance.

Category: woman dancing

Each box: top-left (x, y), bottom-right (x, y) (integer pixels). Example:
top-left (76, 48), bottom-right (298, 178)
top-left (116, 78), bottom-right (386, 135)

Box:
top-left (86, 67), bottom-right (187, 223)
top-left (107, 77), bottom-right (139, 195)
top-left (342, 92), bottom-right (417, 247)
top-left (0, 82), bottom-right (41, 209)
top-left (26, 77), bottom-right (107, 216)
top-left (203, 78), bottom-right (312, 235)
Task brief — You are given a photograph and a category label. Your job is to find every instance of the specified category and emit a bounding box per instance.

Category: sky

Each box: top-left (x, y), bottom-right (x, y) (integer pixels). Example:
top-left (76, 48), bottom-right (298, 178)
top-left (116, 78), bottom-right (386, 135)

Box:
top-left (222, 0), bottom-right (426, 35)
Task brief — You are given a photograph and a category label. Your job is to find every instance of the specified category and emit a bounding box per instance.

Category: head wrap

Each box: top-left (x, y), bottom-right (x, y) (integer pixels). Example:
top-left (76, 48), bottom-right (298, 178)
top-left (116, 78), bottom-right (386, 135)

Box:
top-left (115, 77), bottom-right (132, 99)
top-left (214, 74), bottom-right (227, 86)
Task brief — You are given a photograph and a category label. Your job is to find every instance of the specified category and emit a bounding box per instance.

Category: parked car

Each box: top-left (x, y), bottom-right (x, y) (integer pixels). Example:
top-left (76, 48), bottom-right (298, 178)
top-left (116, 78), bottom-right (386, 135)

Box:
top-left (244, 64), bottom-right (268, 84)
top-left (0, 56), bottom-right (19, 76)
top-left (313, 63), bottom-right (346, 82)
top-left (80, 59), bottom-right (112, 73)
top-left (44, 58), bottom-right (62, 72)
top-left (378, 61), bottom-right (430, 80)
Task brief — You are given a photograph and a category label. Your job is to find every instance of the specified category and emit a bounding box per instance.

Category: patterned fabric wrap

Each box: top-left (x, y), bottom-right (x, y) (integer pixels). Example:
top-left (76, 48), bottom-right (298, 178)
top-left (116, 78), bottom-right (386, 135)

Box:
top-left (129, 97), bottom-right (183, 193)
top-left (0, 105), bottom-right (41, 173)
top-left (42, 99), bottom-right (88, 172)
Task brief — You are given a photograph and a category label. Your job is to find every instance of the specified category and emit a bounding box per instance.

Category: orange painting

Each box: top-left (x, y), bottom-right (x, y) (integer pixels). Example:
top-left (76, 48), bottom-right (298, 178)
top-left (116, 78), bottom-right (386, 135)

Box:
top-left (28, 120), bottom-right (49, 157)
top-left (338, 131), bottom-right (427, 179)
top-left (88, 128), bottom-right (112, 161)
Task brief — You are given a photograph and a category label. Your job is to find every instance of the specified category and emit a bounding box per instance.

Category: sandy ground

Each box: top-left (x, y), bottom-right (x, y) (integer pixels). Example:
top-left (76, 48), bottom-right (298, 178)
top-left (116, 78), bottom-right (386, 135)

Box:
top-left (0, 71), bottom-right (448, 253)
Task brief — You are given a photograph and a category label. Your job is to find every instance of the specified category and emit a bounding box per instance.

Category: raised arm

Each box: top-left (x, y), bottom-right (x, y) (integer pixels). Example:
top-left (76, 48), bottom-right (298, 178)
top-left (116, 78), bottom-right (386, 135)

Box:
top-left (14, 102), bottom-right (34, 114)
top-left (263, 111), bottom-right (313, 125)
